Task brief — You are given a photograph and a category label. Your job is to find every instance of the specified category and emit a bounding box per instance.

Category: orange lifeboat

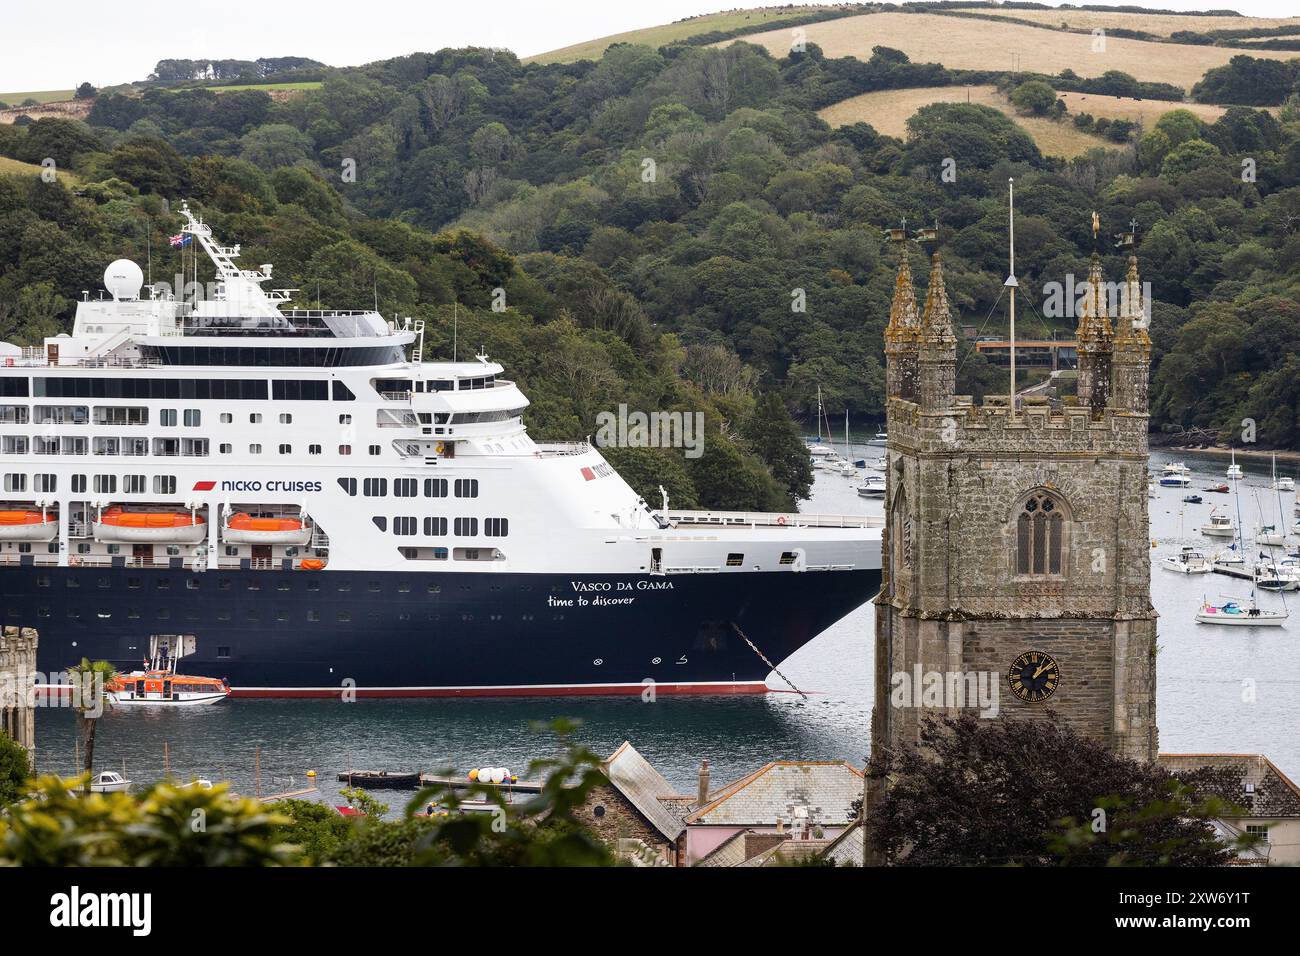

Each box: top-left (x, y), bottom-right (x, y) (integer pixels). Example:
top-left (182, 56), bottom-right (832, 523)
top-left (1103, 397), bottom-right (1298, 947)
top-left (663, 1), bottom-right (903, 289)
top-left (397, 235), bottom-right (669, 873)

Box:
top-left (94, 506), bottom-right (206, 544)
top-left (108, 669), bottom-right (230, 706)
top-left (0, 510), bottom-right (57, 541)
top-left (222, 512), bottom-right (313, 545)
top-left (299, 558), bottom-right (327, 571)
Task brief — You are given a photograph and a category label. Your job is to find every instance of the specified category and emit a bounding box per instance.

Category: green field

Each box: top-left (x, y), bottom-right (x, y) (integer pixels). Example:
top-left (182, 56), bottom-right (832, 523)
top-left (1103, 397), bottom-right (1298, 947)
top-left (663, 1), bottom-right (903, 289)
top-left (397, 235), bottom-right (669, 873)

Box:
top-left (203, 81), bottom-right (323, 92)
top-left (524, 7), bottom-right (828, 64)
top-left (0, 155), bottom-right (80, 184)
top-left (0, 89), bottom-right (75, 106)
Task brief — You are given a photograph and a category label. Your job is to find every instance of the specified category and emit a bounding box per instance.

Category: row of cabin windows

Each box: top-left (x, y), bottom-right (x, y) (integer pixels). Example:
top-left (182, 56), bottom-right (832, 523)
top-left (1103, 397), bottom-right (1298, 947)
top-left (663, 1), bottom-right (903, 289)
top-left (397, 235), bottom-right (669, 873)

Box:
top-left (372, 377), bottom-right (493, 394)
top-left (1, 436), bottom-right (380, 458)
top-left (372, 516), bottom-right (506, 537)
top-left (337, 477), bottom-right (477, 498)
top-left (0, 406), bottom-right (341, 427)
top-left (3, 473), bottom-right (172, 494)
top-left (2, 436), bottom-right (211, 457)
top-left (9, 377), bottom-right (355, 401)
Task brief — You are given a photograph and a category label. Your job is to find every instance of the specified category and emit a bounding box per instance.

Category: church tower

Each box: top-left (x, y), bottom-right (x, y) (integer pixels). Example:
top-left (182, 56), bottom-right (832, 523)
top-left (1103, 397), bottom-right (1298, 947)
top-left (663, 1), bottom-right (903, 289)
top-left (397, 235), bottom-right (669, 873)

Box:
top-left (871, 218), bottom-right (1157, 766)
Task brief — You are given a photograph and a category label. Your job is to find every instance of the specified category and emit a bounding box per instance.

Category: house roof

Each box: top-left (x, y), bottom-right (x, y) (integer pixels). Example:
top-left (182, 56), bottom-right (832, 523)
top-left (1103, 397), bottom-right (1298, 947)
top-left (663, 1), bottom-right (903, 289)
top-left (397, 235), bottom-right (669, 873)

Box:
top-left (603, 741), bottom-right (690, 842)
top-left (1157, 753), bottom-right (1300, 818)
top-left (820, 819), bottom-right (865, 867)
top-left (685, 761), bottom-right (864, 827)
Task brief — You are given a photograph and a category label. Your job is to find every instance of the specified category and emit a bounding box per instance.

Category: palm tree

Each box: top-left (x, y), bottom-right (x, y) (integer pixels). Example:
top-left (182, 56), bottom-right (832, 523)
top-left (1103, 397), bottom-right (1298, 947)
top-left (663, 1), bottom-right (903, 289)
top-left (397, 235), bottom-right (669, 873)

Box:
top-left (66, 658), bottom-right (118, 792)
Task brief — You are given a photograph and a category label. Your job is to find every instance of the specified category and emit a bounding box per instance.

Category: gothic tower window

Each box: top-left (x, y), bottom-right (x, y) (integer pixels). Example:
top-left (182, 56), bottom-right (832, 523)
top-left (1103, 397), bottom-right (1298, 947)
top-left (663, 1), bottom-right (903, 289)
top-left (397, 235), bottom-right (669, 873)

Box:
top-left (1015, 491), bottom-right (1068, 576)
top-left (892, 493), bottom-right (913, 573)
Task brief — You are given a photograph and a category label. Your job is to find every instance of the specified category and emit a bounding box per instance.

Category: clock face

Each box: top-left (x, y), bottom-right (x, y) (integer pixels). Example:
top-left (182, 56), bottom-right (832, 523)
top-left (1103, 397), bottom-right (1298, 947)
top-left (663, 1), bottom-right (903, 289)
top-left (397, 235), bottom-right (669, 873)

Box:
top-left (1008, 650), bottom-right (1060, 703)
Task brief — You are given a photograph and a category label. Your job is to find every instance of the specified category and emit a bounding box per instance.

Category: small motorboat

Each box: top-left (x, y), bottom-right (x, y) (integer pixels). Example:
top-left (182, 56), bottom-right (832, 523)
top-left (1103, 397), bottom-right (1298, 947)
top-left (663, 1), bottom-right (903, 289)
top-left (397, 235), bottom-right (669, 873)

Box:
top-left (1205, 484), bottom-right (1230, 494)
top-left (1200, 511), bottom-right (1236, 538)
top-left (108, 669), bottom-right (230, 706)
top-left (1158, 474), bottom-right (1192, 488)
top-left (1254, 560), bottom-right (1300, 592)
top-left (1227, 450), bottom-right (1243, 481)
top-left (807, 443), bottom-right (834, 458)
top-left (90, 770), bottom-right (131, 793)
top-left (1196, 599), bottom-right (1287, 627)
top-left (108, 636), bottom-right (230, 706)
top-left (1272, 477), bottom-right (1295, 492)
top-left (868, 457), bottom-right (887, 472)
top-left (857, 476), bottom-right (886, 498)
top-left (1161, 547), bottom-right (1210, 574)
top-left (866, 431), bottom-right (888, 447)
top-left (1182, 494), bottom-right (1202, 504)
top-left (336, 770), bottom-right (421, 790)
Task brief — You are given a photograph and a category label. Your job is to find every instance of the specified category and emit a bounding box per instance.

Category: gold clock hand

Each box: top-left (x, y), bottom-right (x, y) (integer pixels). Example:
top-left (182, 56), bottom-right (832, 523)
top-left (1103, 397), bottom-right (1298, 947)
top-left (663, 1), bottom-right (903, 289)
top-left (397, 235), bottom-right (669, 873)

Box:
top-left (1032, 661), bottom-right (1052, 679)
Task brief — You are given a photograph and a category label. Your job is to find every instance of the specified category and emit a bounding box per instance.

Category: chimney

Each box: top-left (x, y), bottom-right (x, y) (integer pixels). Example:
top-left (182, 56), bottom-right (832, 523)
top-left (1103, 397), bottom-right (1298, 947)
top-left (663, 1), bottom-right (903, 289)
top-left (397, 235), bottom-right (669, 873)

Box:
top-left (697, 759), bottom-right (710, 806)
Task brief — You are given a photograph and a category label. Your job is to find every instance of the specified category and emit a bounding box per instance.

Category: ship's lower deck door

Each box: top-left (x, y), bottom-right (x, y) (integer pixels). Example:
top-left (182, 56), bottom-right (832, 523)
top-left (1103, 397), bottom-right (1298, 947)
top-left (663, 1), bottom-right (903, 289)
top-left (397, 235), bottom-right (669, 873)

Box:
top-left (252, 545), bottom-right (272, 562)
top-left (651, 547), bottom-right (662, 574)
top-left (133, 544), bottom-right (153, 562)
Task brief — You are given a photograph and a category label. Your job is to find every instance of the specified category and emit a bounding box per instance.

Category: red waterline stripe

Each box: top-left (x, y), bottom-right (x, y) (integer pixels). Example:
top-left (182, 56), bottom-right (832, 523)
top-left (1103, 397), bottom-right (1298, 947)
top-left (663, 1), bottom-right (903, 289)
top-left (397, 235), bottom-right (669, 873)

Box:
top-left (229, 682), bottom-right (773, 699)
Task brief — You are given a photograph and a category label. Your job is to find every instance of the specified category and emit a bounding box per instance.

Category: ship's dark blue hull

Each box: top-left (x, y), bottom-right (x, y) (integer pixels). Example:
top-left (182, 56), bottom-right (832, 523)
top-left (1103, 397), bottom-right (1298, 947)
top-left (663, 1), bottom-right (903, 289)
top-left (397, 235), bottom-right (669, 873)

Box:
top-left (4, 564), bottom-right (879, 696)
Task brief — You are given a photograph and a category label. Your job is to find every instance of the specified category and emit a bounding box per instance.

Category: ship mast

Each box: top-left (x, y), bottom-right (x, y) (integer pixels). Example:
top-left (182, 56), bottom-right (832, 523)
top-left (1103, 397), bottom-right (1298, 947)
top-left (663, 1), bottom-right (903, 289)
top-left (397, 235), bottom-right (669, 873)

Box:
top-left (1006, 177), bottom-right (1018, 416)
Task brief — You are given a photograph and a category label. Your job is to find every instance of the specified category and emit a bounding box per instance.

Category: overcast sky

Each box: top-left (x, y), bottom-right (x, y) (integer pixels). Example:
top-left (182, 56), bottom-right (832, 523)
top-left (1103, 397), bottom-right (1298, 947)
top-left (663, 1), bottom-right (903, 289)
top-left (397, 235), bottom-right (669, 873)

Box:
top-left (1, 0), bottom-right (1294, 92)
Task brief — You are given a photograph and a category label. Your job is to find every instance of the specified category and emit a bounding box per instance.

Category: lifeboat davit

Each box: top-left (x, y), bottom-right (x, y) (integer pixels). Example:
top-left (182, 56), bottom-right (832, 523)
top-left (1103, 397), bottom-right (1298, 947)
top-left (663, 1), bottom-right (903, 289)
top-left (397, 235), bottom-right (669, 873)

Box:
top-left (0, 510), bottom-right (57, 541)
top-left (93, 506), bottom-right (206, 544)
top-left (222, 512), bottom-right (312, 545)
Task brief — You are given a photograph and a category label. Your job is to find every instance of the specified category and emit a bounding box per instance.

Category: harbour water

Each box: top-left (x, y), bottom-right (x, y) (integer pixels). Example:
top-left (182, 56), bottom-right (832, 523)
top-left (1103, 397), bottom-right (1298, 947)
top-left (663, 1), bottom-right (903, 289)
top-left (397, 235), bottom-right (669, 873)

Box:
top-left (30, 445), bottom-right (1300, 806)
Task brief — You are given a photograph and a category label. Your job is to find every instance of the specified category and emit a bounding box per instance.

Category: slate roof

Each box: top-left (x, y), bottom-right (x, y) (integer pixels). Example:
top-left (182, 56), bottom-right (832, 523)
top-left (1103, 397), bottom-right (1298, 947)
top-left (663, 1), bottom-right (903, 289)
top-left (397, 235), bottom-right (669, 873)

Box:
top-left (685, 761), bottom-right (864, 827)
top-left (602, 741), bottom-right (690, 842)
top-left (820, 820), bottom-right (865, 867)
top-left (1158, 754), bottom-right (1300, 818)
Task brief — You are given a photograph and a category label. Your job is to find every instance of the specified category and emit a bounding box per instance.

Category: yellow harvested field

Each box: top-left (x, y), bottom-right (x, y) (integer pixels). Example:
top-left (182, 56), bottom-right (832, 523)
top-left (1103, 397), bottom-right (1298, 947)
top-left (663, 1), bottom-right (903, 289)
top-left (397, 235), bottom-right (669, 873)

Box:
top-left (524, 7), bottom-right (825, 64)
top-left (817, 85), bottom-right (1112, 159)
top-left (1057, 92), bottom-right (1230, 126)
top-left (970, 8), bottom-right (1300, 38)
top-left (719, 12), bottom-right (1300, 89)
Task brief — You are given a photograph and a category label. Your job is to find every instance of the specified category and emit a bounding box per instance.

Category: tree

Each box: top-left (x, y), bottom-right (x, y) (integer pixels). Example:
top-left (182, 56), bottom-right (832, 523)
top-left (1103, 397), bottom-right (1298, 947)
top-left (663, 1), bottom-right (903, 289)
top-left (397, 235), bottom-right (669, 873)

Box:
top-left (0, 731), bottom-right (30, 807)
top-left (867, 714), bottom-right (1239, 866)
top-left (1161, 138), bottom-right (1220, 178)
top-left (238, 123), bottom-right (314, 170)
top-left (0, 776), bottom-right (295, 866)
top-left (742, 391), bottom-right (813, 503)
top-left (66, 658), bottom-right (118, 793)
top-left (1010, 80), bottom-right (1056, 116)
top-left (74, 82), bottom-right (97, 100)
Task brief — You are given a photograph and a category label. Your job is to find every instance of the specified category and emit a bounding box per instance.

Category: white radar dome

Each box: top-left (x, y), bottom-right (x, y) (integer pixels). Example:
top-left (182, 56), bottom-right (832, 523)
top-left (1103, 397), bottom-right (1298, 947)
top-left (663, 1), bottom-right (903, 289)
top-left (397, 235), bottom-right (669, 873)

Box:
top-left (104, 259), bottom-right (144, 301)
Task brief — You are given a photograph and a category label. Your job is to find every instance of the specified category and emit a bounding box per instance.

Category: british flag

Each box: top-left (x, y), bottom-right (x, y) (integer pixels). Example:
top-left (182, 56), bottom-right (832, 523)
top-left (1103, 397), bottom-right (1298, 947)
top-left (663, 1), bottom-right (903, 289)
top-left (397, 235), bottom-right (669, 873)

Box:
top-left (168, 233), bottom-right (192, 248)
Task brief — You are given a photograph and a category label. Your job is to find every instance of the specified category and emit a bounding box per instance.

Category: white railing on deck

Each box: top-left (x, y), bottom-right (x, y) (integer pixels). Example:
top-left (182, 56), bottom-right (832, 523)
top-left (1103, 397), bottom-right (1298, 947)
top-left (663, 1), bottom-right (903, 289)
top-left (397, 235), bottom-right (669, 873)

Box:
top-left (666, 510), bottom-right (883, 530)
top-left (535, 442), bottom-right (590, 457)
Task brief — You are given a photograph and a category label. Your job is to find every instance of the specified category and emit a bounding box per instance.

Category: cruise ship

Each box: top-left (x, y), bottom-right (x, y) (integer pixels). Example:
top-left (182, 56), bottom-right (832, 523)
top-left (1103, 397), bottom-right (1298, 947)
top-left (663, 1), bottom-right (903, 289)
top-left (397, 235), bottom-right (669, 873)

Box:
top-left (0, 206), bottom-right (882, 697)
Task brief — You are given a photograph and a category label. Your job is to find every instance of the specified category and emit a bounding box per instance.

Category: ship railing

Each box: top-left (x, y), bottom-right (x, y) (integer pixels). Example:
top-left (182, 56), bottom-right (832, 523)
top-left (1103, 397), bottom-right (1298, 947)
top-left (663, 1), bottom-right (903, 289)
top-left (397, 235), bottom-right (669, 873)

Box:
top-left (380, 391), bottom-right (413, 402)
top-left (665, 510), bottom-right (883, 530)
top-left (535, 441), bottom-right (591, 457)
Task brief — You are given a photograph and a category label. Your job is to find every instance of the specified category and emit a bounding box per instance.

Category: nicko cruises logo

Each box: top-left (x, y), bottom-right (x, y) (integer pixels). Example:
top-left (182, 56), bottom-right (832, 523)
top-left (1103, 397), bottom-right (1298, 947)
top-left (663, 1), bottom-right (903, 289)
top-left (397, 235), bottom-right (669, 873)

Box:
top-left (192, 480), bottom-right (323, 493)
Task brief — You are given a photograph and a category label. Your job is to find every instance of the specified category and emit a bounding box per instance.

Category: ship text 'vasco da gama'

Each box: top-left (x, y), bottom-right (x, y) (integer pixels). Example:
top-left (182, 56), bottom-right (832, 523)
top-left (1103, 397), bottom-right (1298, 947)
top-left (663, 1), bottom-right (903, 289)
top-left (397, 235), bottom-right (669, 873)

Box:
top-left (0, 206), bottom-right (881, 697)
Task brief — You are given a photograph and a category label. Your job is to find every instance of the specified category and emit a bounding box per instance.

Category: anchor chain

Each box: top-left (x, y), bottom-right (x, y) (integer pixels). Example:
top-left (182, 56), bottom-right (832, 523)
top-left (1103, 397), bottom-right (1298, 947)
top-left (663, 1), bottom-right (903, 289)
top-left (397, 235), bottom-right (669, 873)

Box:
top-left (731, 622), bottom-right (808, 701)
